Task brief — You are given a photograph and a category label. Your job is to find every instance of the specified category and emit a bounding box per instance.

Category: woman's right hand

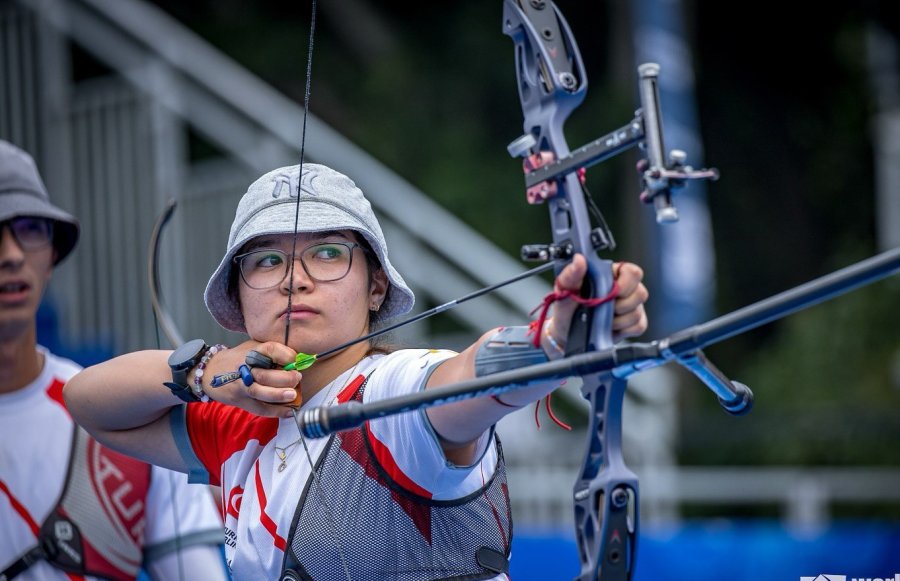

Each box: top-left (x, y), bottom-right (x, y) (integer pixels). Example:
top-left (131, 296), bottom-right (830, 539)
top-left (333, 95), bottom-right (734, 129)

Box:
top-left (202, 340), bottom-right (302, 418)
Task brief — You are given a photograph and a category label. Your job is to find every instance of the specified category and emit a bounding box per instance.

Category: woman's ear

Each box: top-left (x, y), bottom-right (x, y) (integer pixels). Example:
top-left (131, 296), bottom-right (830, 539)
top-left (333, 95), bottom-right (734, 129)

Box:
top-left (369, 268), bottom-right (388, 309)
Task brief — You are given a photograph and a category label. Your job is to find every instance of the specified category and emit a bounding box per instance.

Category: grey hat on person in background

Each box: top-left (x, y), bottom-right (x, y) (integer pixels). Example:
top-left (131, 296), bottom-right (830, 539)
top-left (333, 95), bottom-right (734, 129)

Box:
top-left (204, 163), bottom-right (415, 333)
top-left (0, 140), bottom-right (79, 265)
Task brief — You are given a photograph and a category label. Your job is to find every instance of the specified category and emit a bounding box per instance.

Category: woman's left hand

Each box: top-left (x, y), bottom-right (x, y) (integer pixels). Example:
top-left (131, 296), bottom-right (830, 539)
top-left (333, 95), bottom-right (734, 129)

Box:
top-left (427, 255), bottom-right (648, 448)
top-left (609, 261), bottom-right (649, 341)
top-left (546, 255), bottom-right (649, 348)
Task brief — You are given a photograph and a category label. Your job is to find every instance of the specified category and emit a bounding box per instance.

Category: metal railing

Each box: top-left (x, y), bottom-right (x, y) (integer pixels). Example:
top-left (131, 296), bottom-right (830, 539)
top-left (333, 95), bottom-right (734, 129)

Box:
top-left (507, 464), bottom-right (900, 529)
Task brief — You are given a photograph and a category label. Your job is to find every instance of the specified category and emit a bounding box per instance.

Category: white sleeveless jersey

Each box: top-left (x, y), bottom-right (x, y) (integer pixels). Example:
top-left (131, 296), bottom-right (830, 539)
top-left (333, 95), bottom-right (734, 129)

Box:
top-left (0, 347), bottom-right (225, 581)
top-left (176, 349), bottom-right (510, 580)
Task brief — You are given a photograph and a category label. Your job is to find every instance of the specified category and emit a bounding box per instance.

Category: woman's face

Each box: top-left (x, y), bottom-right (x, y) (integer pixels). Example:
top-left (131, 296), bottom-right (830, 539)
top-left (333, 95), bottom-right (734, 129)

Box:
top-left (236, 230), bottom-right (387, 354)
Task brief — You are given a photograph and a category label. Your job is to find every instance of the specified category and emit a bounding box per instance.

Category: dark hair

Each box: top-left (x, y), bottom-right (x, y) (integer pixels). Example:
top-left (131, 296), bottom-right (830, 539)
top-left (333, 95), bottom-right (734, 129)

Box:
top-left (353, 234), bottom-right (398, 356)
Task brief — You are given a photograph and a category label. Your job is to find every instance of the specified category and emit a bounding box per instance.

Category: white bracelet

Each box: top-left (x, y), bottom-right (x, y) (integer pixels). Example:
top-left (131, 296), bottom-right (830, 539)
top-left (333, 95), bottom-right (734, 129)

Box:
top-left (544, 324), bottom-right (566, 357)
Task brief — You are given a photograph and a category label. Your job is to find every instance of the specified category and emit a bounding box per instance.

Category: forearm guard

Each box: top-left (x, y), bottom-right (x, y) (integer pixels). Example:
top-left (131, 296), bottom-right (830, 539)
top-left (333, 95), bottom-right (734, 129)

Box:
top-left (474, 326), bottom-right (549, 377)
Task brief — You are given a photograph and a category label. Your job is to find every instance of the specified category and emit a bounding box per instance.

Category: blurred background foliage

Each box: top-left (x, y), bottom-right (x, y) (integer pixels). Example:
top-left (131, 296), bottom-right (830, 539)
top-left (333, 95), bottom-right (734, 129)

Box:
top-left (142, 0), bottom-right (900, 470)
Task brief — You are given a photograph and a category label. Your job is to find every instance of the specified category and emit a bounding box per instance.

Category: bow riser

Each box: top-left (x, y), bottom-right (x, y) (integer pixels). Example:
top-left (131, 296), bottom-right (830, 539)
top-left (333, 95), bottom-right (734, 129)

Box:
top-left (504, 2), bottom-right (634, 579)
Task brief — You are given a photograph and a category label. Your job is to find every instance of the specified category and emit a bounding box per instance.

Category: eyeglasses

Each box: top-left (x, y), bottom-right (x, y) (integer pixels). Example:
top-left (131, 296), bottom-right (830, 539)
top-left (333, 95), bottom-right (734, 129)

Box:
top-left (234, 241), bottom-right (364, 289)
top-left (1, 217), bottom-right (54, 251)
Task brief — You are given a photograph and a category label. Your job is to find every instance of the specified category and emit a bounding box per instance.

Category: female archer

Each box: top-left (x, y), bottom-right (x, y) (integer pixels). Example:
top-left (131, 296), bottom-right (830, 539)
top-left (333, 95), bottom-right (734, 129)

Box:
top-left (65, 162), bottom-right (648, 580)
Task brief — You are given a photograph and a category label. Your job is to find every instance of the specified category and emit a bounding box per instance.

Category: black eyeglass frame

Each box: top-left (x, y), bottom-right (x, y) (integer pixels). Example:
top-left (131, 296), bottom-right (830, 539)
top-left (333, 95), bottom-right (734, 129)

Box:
top-left (233, 241), bottom-right (366, 289)
top-left (0, 217), bottom-right (54, 252)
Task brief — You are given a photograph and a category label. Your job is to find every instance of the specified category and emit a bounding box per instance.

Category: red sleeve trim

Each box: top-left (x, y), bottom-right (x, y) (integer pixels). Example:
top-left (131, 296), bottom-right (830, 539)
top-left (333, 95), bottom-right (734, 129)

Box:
top-left (185, 403), bottom-right (278, 485)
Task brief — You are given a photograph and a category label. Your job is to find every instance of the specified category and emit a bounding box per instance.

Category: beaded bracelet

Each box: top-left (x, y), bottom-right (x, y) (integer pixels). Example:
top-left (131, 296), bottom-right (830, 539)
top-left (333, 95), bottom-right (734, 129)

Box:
top-left (191, 344), bottom-right (227, 402)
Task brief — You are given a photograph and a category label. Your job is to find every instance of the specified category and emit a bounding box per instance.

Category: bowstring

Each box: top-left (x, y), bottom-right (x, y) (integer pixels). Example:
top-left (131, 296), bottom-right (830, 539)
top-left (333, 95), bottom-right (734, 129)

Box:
top-left (284, 0), bottom-right (316, 347)
top-left (286, 3), bottom-right (353, 580)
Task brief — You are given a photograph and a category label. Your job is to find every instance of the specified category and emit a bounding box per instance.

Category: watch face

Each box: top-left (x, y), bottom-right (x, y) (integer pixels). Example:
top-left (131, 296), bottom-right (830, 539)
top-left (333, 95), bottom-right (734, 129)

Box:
top-left (169, 339), bottom-right (208, 370)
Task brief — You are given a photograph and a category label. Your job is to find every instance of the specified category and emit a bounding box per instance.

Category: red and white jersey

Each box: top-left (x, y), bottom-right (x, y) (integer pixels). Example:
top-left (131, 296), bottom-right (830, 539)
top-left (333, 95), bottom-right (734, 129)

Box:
top-left (0, 347), bottom-right (225, 581)
top-left (176, 349), bottom-right (507, 580)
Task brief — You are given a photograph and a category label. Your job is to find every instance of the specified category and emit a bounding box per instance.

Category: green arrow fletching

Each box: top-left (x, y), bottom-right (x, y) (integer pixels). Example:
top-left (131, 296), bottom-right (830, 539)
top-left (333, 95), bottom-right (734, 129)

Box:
top-left (284, 353), bottom-right (317, 371)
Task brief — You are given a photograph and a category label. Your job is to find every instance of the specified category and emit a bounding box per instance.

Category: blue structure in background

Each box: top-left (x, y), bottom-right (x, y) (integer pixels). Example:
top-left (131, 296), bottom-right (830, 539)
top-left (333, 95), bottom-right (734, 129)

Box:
top-left (36, 300), bottom-right (114, 368)
top-left (511, 523), bottom-right (900, 580)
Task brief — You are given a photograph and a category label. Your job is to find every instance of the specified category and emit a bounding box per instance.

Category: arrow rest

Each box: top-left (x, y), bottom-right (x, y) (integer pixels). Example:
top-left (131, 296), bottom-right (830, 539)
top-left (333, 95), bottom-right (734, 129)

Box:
top-left (521, 241), bottom-right (574, 262)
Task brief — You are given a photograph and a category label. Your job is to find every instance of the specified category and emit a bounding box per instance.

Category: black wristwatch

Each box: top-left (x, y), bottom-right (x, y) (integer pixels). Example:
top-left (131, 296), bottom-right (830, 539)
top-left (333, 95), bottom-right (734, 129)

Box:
top-left (164, 339), bottom-right (209, 403)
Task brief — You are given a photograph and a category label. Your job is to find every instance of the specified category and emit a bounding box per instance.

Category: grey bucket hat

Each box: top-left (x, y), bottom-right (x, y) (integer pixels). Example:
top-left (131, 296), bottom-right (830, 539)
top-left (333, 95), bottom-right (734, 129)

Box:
top-left (205, 163), bottom-right (415, 333)
top-left (0, 140), bottom-right (79, 264)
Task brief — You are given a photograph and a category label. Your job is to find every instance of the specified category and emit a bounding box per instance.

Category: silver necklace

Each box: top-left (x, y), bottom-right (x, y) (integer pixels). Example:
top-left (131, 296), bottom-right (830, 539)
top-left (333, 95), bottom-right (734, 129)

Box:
top-left (275, 439), bottom-right (302, 472)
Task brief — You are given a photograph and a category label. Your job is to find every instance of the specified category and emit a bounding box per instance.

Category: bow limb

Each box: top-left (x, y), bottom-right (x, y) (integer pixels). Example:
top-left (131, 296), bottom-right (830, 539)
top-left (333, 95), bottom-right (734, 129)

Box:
top-left (148, 203), bottom-right (195, 581)
top-left (147, 197), bottom-right (186, 348)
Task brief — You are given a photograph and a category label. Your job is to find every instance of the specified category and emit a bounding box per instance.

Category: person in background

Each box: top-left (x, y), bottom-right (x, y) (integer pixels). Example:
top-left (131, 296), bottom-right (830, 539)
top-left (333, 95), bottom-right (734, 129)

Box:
top-left (0, 140), bottom-right (229, 581)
